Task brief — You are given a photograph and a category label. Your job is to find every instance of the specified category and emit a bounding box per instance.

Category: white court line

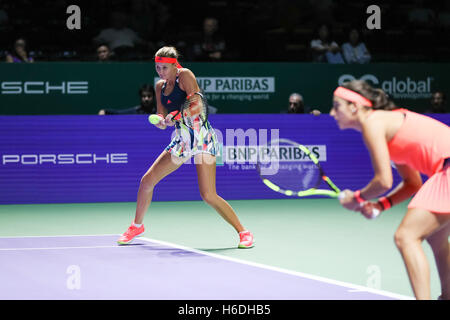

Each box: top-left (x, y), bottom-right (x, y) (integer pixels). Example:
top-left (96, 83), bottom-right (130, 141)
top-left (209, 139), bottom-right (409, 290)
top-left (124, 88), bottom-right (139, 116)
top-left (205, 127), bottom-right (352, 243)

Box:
top-left (139, 236), bottom-right (414, 300)
top-left (0, 234), bottom-right (147, 251)
top-left (0, 245), bottom-right (153, 251)
top-left (0, 234), bottom-right (119, 239)
top-left (0, 234), bottom-right (414, 300)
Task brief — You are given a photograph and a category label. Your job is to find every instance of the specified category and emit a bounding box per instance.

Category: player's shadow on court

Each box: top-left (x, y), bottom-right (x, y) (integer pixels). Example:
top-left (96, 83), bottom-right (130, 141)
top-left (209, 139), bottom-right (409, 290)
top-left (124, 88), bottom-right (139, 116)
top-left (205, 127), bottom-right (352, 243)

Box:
top-left (197, 247), bottom-right (237, 253)
top-left (127, 241), bottom-right (238, 254)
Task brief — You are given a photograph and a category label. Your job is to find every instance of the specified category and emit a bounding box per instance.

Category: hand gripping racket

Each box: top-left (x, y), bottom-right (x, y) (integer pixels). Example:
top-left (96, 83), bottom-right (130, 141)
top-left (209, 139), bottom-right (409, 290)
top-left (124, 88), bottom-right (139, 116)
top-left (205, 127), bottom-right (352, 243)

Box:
top-left (149, 92), bottom-right (209, 129)
top-left (256, 139), bottom-right (380, 218)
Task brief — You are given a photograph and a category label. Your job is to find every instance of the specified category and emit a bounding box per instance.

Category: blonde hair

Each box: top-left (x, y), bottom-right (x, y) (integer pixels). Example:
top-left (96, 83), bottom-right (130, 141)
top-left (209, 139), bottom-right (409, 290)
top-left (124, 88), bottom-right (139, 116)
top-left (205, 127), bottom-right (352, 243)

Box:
top-left (154, 46), bottom-right (179, 59)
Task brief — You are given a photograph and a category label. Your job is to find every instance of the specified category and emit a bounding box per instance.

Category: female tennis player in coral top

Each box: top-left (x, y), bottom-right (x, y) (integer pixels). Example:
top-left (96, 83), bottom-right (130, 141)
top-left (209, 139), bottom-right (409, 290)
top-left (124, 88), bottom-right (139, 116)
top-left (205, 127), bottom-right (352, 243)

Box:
top-left (331, 80), bottom-right (449, 300)
top-left (118, 46), bottom-right (254, 249)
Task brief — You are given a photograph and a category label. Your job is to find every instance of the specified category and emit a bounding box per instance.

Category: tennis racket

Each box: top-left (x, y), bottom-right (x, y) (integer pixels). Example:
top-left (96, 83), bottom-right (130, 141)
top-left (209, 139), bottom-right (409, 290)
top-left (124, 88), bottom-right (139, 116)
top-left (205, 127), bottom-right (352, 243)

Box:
top-left (256, 138), bottom-right (380, 218)
top-left (170, 92), bottom-right (209, 129)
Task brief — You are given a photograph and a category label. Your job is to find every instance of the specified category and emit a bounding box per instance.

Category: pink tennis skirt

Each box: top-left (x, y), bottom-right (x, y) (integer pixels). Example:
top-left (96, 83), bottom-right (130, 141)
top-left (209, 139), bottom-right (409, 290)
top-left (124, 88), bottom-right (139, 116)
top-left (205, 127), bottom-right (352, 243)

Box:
top-left (408, 163), bottom-right (450, 214)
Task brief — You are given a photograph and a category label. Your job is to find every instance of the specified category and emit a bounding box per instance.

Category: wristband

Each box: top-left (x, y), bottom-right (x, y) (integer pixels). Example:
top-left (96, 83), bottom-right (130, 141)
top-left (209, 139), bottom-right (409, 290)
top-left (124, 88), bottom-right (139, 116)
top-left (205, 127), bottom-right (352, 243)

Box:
top-left (353, 190), bottom-right (365, 204)
top-left (377, 196), bottom-right (392, 211)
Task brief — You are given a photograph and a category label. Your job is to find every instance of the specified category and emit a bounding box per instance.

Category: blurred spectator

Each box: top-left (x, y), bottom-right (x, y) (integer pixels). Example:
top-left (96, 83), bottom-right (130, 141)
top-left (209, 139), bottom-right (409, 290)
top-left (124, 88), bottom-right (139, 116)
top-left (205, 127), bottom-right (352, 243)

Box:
top-left (0, 8), bottom-right (8, 26)
top-left (130, 0), bottom-right (170, 43)
top-left (437, 1), bottom-right (450, 29)
top-left (310, 24), bottom-right (344, 63)
top-left (190, 17), bottom-right (226, 61)
top-left (341, 28), bottom-right (371, 64)
top-left (98, 84), bottom-right (156, 115)
top-left (286, 93), bottom-right (321, 115)
top-left (408, 0), bottom-right (435, 27)
top-left (96, 44), bottom-right (112, 62)
top-left (93, 11), bottom-right (146, 60)
top-left (130, 0), bottom-right (157, 39)
top-left (424, 91), bottom-right (447, 113)
top-left (308, 0), bottom-right (336, 24)
top-left (5, 38), bottom-right (34, 63)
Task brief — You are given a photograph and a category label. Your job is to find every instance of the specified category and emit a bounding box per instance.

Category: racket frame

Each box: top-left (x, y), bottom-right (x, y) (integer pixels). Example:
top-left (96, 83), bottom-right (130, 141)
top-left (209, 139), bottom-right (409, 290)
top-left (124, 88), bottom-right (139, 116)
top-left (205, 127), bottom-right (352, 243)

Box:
top-left (169, 92), bottom-right (208, 129)
top-left (258, 140), bottom-right (381, 217)
top-left (257, 141), bottom-right (341, 198)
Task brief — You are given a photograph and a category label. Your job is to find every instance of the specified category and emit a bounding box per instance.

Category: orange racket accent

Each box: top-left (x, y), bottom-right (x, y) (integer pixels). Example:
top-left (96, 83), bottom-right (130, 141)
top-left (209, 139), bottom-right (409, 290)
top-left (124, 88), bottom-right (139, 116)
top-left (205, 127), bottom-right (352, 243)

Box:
top-left (169, 110), bottom-right (182, 121)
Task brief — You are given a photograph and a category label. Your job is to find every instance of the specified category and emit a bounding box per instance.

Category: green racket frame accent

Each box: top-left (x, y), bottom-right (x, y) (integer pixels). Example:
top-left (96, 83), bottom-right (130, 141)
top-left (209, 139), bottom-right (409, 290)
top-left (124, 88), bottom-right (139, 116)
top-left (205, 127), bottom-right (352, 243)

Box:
top-left (259, 143), bottom-right (341, 198)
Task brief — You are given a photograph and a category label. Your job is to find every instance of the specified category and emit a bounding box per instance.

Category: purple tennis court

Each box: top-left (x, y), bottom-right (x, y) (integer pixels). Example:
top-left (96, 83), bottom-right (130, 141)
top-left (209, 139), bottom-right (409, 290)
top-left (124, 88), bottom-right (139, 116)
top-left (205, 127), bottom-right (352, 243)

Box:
top-left (0, 235), bottom-right (408, 300)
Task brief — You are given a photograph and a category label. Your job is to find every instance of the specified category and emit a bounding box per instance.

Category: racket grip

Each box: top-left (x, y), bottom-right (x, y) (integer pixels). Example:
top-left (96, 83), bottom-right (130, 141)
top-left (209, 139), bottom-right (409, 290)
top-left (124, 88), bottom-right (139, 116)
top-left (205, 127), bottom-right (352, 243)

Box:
top-left (360, 202), bottom-right (381, 220)
top-left (337, 193), bottom-right (345, 200)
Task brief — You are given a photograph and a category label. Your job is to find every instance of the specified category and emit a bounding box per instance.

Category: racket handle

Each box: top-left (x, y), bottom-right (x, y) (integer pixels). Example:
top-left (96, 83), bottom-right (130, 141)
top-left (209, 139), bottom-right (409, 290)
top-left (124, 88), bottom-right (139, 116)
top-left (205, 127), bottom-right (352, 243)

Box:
top-left (360, 202), bottom-right (381, 220)
top-left (339, 192), bottom-right (380, 219)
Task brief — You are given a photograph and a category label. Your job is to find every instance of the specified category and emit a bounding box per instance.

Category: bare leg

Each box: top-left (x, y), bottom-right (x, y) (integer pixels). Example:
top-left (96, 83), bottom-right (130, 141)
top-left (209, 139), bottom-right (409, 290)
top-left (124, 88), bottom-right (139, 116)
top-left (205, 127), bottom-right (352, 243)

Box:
top-left (426, 221), bottom-right (450, 300)
top-left (394, 208), bottom-right (450, 300)
top-left (134, 151), bottom-right (184, 224)
top-left (195, 153), bottom-right (245, 233)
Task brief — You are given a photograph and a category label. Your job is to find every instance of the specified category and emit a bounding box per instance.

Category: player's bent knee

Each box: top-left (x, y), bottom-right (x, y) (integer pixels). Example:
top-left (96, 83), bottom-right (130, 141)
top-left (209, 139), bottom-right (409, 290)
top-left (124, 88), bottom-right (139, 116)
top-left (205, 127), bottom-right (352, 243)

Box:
top-left (393, 231), bottom-right (404, 249)
top-left (394, 227), bottom-right (420, 250)
top-left (140, 174), bottom-right (158, 190)
top-left (200, 192), bottom-right (218, 205)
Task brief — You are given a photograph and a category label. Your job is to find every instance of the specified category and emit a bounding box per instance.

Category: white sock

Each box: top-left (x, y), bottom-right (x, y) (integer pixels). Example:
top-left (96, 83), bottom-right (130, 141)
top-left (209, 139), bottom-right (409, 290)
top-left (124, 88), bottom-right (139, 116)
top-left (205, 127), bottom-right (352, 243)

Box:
top-left (133, 223), bottom-right (142, 228)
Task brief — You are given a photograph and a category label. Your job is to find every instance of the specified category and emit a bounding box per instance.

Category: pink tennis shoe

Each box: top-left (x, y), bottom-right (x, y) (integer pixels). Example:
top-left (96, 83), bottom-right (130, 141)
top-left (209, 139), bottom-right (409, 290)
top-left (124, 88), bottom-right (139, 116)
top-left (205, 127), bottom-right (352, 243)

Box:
top-left (117, 223), bottom-right (145, 245)
top-left (238, 230), bottom-right (254, 249)
top-left (118, 224), bottom-right (254, 248)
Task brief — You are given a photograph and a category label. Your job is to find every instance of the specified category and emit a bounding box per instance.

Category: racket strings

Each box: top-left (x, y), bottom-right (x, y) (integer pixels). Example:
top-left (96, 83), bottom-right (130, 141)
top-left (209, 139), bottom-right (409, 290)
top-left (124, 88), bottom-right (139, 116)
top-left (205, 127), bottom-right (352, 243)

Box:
top-left (258, 158), bottom-right (322, 192)
top-left (257, 141), bottom-right (342, 198)
top-left (182, 93), bottom-right (208, 129)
